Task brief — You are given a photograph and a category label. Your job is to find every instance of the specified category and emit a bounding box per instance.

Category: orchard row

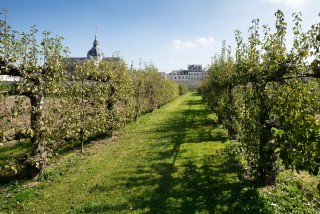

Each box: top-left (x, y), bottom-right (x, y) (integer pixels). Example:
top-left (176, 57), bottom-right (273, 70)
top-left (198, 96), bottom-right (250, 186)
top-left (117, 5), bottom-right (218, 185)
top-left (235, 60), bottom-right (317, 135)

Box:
top-left (200, 10), bottom-right (320, 185)
top-left (0, 19), bottom-right (182, 179)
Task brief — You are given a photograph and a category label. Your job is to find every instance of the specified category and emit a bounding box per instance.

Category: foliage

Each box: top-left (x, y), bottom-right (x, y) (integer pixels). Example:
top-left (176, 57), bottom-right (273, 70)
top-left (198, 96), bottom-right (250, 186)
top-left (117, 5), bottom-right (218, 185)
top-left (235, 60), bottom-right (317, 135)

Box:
top-left (199, 41), bottom-right (238, 139)
top-left (56, 59), bottom-right (135, 152)
top-left (130, 62), bottom-right (179, 120)
top-left (200, 10), bottom-right (320, 185)
top-left (0, 15), bottom-right (68, 179)
top-left (178, 83), bottom-right (188, 95)
top-left (0, 12), bottom-right (180, 179)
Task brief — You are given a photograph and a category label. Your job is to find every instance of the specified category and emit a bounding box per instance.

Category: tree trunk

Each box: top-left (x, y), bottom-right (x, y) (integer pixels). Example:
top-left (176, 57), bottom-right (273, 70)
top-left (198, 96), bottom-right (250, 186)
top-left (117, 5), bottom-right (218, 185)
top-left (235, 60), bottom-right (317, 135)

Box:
top-left (27, 82), bottom-right (46, 180)
top-left (217, 114), bottom-right (223, 124)
top-left (227, 86), bottom-right (237, 140)
top-left (134, 82), bottom-right (141, 121)
top-left (107, 85), bottom-right (115, 136)
top-left (257, 86), bottom-right (278, 185)
top-left (80, 79), bottom-right (85, 153)
top-left (149, 85), bottom-right (155, 110)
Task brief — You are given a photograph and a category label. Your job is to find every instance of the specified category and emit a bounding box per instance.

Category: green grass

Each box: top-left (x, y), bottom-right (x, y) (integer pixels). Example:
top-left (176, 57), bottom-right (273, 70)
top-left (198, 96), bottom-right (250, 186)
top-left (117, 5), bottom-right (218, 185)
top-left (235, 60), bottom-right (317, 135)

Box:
top-left (0, 82), bottom-right (12, 91)
top-left (0, 92), bottom-right (273, 213)
top-left (0, 140), bottom-right (31, 184)
top-left (261, 171), bottom-right (320, 213)
top-left (0, 141), bottom-right (31, 167)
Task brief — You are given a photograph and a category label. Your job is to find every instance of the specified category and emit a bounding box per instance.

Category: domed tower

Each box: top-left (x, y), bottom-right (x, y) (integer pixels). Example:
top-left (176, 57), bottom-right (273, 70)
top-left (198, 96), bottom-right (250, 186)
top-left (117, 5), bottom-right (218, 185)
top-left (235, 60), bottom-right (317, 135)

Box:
top-left (87, 32), bottom-right (104, 61)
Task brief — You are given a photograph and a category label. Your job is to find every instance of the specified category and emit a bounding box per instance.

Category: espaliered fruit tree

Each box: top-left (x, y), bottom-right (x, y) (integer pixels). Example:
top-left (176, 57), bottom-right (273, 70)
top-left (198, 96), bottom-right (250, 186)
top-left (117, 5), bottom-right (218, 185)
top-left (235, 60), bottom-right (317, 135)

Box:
top-left (200, 10), bottom-right (320, 185)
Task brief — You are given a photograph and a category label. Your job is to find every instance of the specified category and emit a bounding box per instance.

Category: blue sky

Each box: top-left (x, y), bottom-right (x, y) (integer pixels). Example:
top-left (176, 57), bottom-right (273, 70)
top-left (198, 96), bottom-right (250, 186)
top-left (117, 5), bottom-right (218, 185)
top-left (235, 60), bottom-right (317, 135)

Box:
top-left (1, 0), bottom-right (320, 72)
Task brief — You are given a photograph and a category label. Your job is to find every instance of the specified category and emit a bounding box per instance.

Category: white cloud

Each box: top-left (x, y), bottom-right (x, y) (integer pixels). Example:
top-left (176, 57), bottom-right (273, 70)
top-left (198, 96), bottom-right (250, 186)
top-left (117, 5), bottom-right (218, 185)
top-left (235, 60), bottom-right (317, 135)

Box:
top-left (266, 0), bottom-right (307, 7)
top-left (172, 36), bottom-right (214, 50)
top-left (195, 37), bottom-right (215, 47)
top-left (172, 40), bottom-right (196, 49)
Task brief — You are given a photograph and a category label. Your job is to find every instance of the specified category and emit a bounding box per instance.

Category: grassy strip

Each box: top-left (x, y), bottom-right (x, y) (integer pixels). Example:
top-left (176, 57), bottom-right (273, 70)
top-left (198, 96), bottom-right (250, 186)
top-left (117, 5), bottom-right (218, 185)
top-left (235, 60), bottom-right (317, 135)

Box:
top-left (3, 92), bottom-right (317, 213)
top-left (0, 92), bottom-right (268, 213)
top-left (0, 92), bottom-right (270, 213)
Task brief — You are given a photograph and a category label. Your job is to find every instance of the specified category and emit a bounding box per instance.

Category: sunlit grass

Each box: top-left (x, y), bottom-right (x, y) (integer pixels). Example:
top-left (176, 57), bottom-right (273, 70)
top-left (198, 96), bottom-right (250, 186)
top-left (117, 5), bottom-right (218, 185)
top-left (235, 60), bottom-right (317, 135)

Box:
top-left (1, 92), bottom-right (270, 213)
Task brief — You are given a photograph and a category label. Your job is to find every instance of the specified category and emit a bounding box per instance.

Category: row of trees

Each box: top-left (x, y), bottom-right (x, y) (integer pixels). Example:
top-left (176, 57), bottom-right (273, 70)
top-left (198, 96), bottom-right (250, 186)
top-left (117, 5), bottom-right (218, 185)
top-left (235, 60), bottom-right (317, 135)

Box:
top-left (0, 15), bottom-right (180, 179)
top-left (200, 10), bottom-right (320, 185)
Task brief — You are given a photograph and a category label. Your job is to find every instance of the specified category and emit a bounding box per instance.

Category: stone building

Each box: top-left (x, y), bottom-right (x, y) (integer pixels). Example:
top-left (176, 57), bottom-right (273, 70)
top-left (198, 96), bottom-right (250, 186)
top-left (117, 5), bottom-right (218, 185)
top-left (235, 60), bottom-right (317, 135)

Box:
top-left (166, 64), bottom-right (207, 81)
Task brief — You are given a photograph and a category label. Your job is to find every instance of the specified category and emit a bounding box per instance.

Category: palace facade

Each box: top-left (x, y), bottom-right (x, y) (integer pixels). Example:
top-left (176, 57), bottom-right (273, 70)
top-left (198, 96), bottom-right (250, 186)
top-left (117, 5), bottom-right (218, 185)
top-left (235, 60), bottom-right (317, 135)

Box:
top-left (166, 64), bottom-right (208, 81)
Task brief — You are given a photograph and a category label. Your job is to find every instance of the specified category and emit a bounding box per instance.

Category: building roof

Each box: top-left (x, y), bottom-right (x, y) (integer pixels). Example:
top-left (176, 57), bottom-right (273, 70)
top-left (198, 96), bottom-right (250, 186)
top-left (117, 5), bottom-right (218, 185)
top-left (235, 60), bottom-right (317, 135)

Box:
top-left (87, 33), bottom-right (105, 61)
top-left (188, 64), bottom-right (202, 72)
top-left (67, 32), bottom-right (123, 67)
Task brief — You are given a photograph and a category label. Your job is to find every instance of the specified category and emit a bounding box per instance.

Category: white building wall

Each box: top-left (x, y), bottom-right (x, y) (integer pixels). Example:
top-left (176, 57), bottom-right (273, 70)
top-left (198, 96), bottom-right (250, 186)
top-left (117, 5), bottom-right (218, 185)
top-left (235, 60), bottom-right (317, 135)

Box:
top-left (0, 75), bottom-right (21, 82)
top-left (165, 65), bottom-right (208, 82)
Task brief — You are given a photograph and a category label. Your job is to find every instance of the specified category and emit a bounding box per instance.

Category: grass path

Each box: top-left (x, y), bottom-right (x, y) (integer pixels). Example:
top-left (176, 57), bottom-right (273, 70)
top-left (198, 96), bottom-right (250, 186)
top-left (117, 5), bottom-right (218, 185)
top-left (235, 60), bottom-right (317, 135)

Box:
top-left (1, 92), bottom-right (270, 213)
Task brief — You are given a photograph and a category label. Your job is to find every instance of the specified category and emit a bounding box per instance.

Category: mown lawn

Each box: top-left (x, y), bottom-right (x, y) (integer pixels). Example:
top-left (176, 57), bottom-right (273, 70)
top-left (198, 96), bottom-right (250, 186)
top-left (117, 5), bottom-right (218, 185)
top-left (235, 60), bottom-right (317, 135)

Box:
top-left (1, 92), bottom-right (272, 213)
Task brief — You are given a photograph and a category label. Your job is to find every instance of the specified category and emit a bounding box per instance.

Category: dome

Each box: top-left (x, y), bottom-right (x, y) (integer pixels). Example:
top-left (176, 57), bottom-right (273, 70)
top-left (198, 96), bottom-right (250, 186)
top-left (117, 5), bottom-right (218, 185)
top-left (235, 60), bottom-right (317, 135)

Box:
top-left (87, 33), bottom-right (104, 61)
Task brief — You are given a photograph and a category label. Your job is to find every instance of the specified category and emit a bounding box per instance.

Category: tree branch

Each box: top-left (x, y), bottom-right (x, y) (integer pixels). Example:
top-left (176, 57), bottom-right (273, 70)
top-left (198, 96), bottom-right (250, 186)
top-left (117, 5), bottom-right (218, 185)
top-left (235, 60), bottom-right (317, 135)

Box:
top-left (0, 57), bottom-right (22, 76)
top-left (266, 61), bottom-right (292, 83)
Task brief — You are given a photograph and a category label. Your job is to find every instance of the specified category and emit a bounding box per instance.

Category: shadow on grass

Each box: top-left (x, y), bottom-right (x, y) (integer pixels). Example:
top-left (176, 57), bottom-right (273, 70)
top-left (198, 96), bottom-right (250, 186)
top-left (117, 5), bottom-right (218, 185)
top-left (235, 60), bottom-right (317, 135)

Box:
top-left (0, 132), bottom-right (110, 185)
top-left (52, 132), bottom-right (110, 156)
top-left (0, 141), bottom-right (31, 165)
top-left (79, 92), bottom-right (272, 213)
top-left (0, 141), bottom-right (32, 185)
